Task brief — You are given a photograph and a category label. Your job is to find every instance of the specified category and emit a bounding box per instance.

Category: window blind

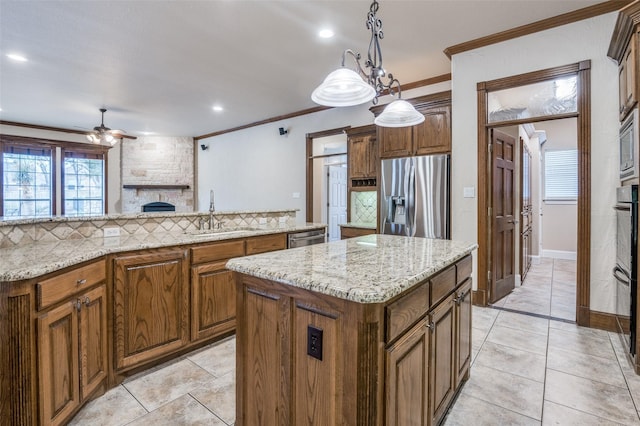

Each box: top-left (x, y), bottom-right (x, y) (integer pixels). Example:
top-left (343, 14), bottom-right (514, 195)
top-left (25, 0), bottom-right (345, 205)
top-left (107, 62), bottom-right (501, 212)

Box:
top-left (544, 149), bottom-right (577, 201)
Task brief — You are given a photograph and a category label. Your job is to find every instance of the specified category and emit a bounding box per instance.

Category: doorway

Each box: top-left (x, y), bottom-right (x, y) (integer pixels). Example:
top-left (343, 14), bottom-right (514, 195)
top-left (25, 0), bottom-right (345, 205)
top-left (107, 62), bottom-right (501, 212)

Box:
top-left (306, 127), bottom-right (349, 241)
top-left (476, 61), bottom-right (591, 327)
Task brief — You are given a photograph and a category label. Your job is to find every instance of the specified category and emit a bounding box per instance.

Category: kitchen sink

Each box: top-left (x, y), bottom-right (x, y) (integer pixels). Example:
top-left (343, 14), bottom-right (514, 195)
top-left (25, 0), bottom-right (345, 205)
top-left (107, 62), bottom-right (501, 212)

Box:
top-left (185, 227), bottom-right (259, 237)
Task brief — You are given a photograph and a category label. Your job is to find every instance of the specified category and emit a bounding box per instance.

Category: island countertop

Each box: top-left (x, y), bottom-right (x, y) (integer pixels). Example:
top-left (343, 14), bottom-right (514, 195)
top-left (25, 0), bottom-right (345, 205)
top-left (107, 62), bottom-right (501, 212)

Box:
top-left (226, 234), bottom-right (477, 304)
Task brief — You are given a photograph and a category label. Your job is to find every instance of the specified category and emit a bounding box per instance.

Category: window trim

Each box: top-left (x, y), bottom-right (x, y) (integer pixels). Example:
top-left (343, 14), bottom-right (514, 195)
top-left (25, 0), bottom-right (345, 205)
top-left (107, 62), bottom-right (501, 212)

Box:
top-left (61, 147), bottom-right (108, 216)
top-left (0, 134), bottom-right (109, 218)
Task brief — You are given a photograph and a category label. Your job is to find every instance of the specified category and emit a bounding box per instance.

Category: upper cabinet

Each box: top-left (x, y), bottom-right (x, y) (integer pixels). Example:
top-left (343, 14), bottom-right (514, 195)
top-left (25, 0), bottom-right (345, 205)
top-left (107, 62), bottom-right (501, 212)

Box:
top-left (346, 124), bottom-right (378, 185)
top-left (609, 2), bottom-right (640, 121)
top-left (372, 91), bottom-right (452, 159)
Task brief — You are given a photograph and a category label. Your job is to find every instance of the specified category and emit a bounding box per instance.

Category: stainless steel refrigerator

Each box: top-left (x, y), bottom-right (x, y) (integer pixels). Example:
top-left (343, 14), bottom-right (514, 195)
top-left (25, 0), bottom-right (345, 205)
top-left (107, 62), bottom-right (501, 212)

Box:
top-left (380, 154), bottom-right (450, 238)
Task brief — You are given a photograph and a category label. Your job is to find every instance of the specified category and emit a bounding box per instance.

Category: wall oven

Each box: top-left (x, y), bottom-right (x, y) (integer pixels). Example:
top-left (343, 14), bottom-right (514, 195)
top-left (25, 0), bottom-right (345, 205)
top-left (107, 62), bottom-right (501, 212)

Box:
top-left (614, 185), bottom-right (638, 355)
top-left (620, 108), bottom-right (639, 182)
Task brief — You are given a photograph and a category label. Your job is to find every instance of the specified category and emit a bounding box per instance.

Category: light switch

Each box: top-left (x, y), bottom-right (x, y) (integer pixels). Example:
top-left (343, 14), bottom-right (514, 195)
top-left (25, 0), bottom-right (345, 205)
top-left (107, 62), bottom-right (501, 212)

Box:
top-left (292, 192), bottom-right (301, 199)
top-left (463, 187), bottom-right (475, 198)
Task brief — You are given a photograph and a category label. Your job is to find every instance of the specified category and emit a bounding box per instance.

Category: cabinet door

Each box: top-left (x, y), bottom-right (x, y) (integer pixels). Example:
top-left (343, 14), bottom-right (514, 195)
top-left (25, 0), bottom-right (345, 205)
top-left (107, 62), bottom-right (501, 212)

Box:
top-left (620, 36), bottom-right (637, 120)
top-left (414, 105), bottom-right (451, 155)
top-left (191, 260), bottom-right (236, 341)
top-left (454, 279), bottom-right (472, 389)
top-left (38, 301), bottom-right (80, 426)
top-left (349, 135), bottom-right (372, 178)
top-left (79, 284), bottom-right (108, 400)
top-left (386, 319), bottom-right (429, 426)
top-left (379, 126), bottom-right (413, 159)
top-left (114, 249), bottom-right (189, 370)
top-left (429, 294), bottom-right (456, 426)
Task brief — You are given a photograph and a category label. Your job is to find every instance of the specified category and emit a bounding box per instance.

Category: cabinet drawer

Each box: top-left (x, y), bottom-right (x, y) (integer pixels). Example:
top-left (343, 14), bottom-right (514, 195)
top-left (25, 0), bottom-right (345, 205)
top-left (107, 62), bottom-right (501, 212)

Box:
top-left (340, 227), bottom-right (376, 239)
top-left (37, 259), bottom-right (106, 310)
top-left (430, 265), bottom-right (455, 307)
top-left (191, 240), bottom-right (245, 264)
top-left (456, 255), bottom-right (472, 285)
top-left (386, 282), bottom-right (429, 343)
top-left (246, 233), bottom-right (286, 255)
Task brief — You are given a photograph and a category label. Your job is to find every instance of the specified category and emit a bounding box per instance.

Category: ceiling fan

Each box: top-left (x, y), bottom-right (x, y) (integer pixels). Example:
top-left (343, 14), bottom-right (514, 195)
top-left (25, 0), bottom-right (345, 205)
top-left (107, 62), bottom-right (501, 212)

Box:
top-left (86, 108), bottom-right (124, 145)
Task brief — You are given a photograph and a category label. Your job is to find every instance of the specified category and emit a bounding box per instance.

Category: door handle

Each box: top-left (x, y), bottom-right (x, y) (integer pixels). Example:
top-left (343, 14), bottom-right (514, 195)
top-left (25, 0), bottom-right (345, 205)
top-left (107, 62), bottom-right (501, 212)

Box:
top-left (507, 219), bottom-right (519, 224)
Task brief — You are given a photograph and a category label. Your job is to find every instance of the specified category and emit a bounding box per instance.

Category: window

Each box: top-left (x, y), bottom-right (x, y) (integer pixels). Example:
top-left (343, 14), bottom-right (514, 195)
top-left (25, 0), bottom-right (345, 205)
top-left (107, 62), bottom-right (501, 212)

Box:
top-left (1, 135), bottom-right (108, 218)
top-left (2, 145), bottom-right (53, 217)
top-left (544, 149), bottom-right (577, 201)
top-left (63, 151), bottom-right (104, 216)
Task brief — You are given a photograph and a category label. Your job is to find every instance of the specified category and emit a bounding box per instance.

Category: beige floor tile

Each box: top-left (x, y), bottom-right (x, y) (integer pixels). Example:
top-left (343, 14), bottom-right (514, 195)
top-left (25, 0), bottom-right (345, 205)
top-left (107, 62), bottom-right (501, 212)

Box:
top-left (548, 327), bottom-right (616, 360)
top-left (474, 341), bottom-right (546, 382)
top-left (544, 369), bottom-right (639, 425)
top-left (553, 259), bottom-right (577, 273)
top-left (502, 295), bottom-right (551, 316)
top-left (444, 393), bottom-right (539, 426)
top-left (546, 346), bottom-right (627, 388)
top-left (494, 311), bottom-right (549, 335)
top-left (551, 282), bottom-right (576, 299)
top-left (188, 336), bottom-right (236, 378)
top-left (124, 359), bottom-right (215, 411)
top-left (190, 371), bottom-right (235, 425)
top-left (461, 364), bottom-right (544, 420)
top-left (552, 270), bottom-right (577, 285)
top-left (549, 304), bottom-right (575, 321)
top-left (68, 385), bottom-right (147, 426)
top-left (549, 320), bottom-right (610, 340)
top-left (542, 400), bottom-right (626, 426)
top-left (126, 394), bottom-right (226, 426)
top-left (486, 325), bottom-right (548, 355)
top-left (472, 306), bottom-right (499, 333)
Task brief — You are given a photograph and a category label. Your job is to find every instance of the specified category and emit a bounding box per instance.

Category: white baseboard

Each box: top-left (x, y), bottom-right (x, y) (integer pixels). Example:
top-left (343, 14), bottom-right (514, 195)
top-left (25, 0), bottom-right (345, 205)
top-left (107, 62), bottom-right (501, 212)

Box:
top-left (530, 255), bottom-right (541, 265)
top-left (541, 250), bottom-right (577, 260)
top-left (515, 274), bottom-right (522, 286)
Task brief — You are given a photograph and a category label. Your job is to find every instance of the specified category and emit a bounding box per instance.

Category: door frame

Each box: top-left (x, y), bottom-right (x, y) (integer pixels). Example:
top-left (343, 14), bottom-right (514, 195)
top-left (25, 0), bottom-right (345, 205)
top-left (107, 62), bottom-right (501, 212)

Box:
top-left (476, 61), bottom-right (591, 327)
top-left (306, 127), bottom-right (350, 222)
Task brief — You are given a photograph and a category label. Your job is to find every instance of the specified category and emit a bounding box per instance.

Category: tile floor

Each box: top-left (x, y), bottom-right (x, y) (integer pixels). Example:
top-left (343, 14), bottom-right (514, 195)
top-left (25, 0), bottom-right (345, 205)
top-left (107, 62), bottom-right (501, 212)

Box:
top-left (70, 258), bottom-right (640, 425)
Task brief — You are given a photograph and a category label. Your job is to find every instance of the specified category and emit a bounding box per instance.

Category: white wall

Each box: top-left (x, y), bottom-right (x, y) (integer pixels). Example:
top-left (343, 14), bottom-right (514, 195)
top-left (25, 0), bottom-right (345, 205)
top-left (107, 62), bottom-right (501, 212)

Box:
top-left (451, 13), bottom-right (619, 313)
top-left (196, 82), bottom-right (451, 222)
top-left (0, 124), bottom-right (122, 213)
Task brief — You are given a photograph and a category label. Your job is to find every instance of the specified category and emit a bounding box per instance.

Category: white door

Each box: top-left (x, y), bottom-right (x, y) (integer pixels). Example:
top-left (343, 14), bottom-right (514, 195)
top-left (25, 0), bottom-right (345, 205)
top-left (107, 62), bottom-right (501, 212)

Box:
top-left (327, 165), bottom-right (347, 241)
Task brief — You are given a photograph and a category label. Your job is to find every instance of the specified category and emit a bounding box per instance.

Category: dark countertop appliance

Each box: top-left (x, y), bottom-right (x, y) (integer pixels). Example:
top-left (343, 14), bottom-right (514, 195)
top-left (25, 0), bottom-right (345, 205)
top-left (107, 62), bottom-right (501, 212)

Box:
top-left (614, 185), bottom-right (638, 355)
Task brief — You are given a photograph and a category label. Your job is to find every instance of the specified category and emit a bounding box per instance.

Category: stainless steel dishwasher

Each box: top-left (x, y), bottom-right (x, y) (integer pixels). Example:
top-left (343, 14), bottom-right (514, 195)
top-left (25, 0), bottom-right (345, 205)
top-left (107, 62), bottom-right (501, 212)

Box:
top-left (287, 228), bottom-right (326, 248)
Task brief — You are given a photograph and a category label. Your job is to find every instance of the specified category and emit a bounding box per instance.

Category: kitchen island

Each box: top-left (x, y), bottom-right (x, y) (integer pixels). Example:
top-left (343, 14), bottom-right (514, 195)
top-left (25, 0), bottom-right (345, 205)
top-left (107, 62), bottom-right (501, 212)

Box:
top-left (226, 234), bottom-right (476, 426)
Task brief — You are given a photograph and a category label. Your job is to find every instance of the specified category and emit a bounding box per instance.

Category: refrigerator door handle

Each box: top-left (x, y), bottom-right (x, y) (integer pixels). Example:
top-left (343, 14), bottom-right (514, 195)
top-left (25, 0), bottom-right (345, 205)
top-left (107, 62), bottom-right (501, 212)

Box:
top-left (407, 161), bottom-right (416, 236)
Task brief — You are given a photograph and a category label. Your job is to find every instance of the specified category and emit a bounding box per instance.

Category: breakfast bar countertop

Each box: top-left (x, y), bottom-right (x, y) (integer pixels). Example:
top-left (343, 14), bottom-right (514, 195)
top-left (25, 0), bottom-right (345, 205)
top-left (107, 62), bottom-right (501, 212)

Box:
top-left (226, 234), bottom-right (477, 304)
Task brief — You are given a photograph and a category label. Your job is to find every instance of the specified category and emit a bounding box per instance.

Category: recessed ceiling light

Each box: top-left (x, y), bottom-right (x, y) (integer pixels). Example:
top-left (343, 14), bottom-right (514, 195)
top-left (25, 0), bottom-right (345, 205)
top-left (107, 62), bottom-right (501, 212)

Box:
top-left (7, 53), bottom-right (28, 62)
top-left (319, 29), bottom-right (334, 39)
top-left (140, 131), bottom-right (154, 136)
top-left (212, 105), bottom-right (223, 112)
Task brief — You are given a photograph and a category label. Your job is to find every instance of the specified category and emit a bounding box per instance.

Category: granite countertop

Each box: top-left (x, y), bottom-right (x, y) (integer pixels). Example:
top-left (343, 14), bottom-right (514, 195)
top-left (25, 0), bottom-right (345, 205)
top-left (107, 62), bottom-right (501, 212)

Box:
top-left (339, 222), bottom-right (377, 229)
top-left (226, 234), bottom-right (477, 304)
top-left (0, 223), bottom-right (325, 282)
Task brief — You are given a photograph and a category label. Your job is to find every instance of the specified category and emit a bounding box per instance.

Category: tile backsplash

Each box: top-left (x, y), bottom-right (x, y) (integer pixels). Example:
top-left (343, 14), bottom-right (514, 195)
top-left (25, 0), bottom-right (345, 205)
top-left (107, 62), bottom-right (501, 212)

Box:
top-left (0, 210), bottom-right (296, 248)
top-left (351, 191), bottom-right (377, 224)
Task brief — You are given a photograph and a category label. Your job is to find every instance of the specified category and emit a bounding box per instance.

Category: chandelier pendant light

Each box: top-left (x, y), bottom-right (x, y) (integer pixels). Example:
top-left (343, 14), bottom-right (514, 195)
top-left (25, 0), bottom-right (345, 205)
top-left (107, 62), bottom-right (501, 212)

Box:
top-left (311, 0), bottom-right (424, 127)
top-left (86, 108), bottom-right (122, 146)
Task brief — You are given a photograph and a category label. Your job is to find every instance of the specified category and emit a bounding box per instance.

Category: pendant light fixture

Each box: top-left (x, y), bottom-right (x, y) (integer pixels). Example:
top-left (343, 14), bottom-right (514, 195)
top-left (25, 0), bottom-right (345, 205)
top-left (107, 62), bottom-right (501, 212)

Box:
top-left (311, 0), bottom-right (424, 127)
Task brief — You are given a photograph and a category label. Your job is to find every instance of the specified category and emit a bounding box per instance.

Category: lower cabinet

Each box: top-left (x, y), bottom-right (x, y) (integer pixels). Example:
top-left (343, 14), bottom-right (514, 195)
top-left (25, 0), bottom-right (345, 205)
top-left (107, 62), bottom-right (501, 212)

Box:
top-left (37, 284), bottom-right (107, 426)
top-left (454, 279), bottom-right (472, 388)
top-left (113, 248), bottom-right (190, 370)
top-left (191, 260), bottom-right (237, 341)
top-left (429, 294), bottom-right (456, 425)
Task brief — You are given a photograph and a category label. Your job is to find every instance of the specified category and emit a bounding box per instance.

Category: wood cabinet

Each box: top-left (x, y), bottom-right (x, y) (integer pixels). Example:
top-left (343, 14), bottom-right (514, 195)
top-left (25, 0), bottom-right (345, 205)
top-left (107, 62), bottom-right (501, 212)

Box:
top-left (340, 225), bottom-right (376, 239)
top-left (373, 91), bottom-right (452, 159)
top-left (347, 124), bottom-right (378, 181)
top-left (609, 4), bottom-right (640, 121)
top-left (246, 233), bottom-right (287, 255)
top-left (620, 36), bottom-right (637, 120)
top-left (36, 261), bottom-right (107, 426)
top-left (235, 254), bottom-right (472, 425)
top-left (113, 248), bottom-right (190, 370)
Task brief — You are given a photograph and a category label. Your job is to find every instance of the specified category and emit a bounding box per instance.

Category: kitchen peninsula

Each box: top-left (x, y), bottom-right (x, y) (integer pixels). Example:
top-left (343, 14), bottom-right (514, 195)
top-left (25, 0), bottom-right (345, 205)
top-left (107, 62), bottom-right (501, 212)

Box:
top-left (227, 234), bottom-right (476, 425)
top-left (0, 210), bottom-right (325, 425)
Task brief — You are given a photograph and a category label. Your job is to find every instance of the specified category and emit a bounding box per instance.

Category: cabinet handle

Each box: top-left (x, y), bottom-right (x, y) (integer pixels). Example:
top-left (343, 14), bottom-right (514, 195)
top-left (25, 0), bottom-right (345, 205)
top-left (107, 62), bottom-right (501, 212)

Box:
top-left (84, 297), bottom-right (91, 306)
top-left (425, 322), bottom-right (435, 332)
top-left (77, 278), bottom-right (87, 285)
top-left (75, 299), bottom-right (82, 312)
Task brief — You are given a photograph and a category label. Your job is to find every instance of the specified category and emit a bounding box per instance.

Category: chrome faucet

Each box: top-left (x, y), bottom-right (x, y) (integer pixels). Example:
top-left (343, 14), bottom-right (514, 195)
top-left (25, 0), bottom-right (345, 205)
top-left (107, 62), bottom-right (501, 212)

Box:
top-left (209, 200), bottom-right (216, 230)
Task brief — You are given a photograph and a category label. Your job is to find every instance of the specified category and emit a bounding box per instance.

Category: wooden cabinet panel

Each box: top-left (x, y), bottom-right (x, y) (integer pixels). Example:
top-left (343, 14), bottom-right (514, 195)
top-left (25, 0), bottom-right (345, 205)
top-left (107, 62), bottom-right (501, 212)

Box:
top-left (191, 260), bottom-right (236, 341)
top-left (431, 265), bottom-right (456, 307)
top-left (348, 126), bottom-right (378, 179)
top-left (414, 105), bottom-right (451, 156)
top-left (620, 34), bottom-right (637, 120)
top-left (38, 300), bottom-right (80, 426)
top-left (191, 240), bottom-right (245, 265)
top-left (379, 125), bottom-right (413, 159)
top-left (79, 285), bottom-right (108, 400)
top-left (340, 226), bottom-right (376, 240)
top-left (385, 319), bottom-right (429, 426)
top-left (114, 249), bottom-right (189, 370)
top-left (37, 259), bottom-right (106, 310)
top-left (386, 282), bottom-right (429, 343)
top-left (455, 279), bottom-right (472, 389)
top-left (294, 305), bottom-right (340, 425)
top-left (456, 255), bottom-right (472, 285)
top-left (429, 294), bottom-right (456, 426)
top-left (246, 233), bottom-right (287, 255)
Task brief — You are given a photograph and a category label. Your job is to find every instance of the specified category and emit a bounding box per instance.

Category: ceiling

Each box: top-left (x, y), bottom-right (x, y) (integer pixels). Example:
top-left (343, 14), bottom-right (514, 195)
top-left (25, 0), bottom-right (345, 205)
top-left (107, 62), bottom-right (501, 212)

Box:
top-left (0, 0), bottom-right (603, 138)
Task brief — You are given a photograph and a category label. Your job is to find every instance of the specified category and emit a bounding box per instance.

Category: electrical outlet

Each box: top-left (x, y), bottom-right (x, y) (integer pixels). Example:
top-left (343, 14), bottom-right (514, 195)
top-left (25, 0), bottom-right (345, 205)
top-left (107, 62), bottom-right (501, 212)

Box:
top-left (307, 325), bottom-right (323, 361)
top-left (279, 216), bottom-right (287, 223)
top-left (103, 227), bottom-right (120, 237)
